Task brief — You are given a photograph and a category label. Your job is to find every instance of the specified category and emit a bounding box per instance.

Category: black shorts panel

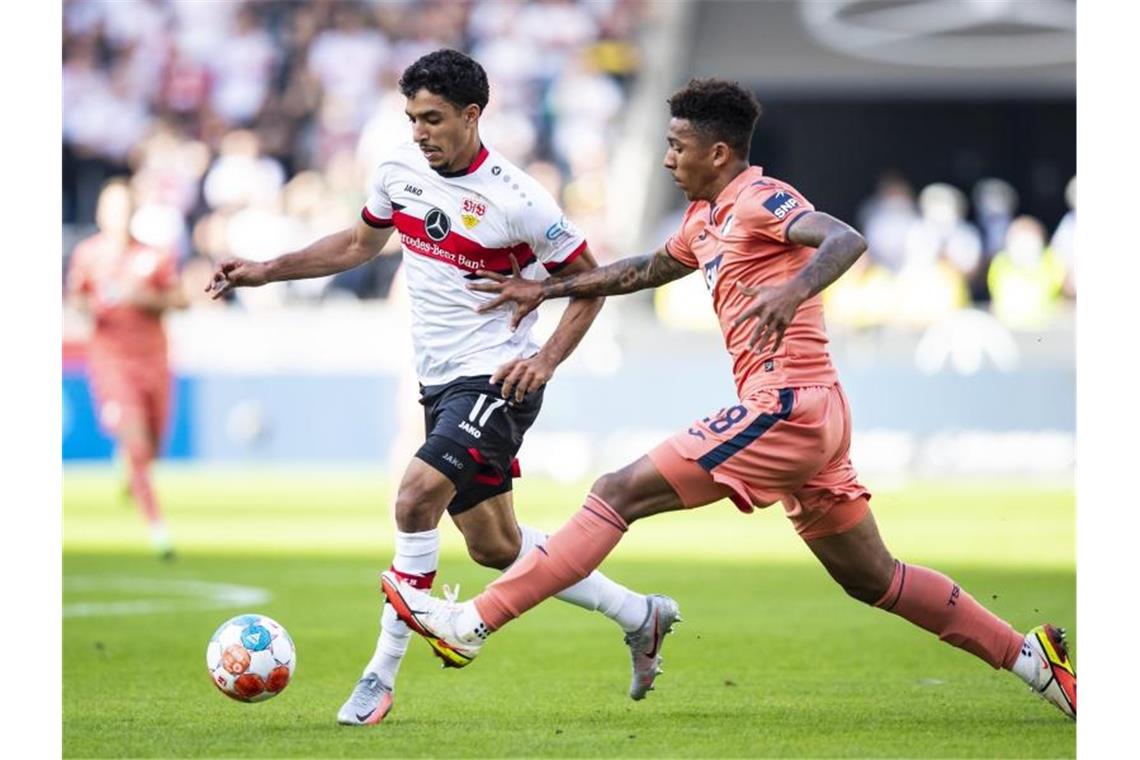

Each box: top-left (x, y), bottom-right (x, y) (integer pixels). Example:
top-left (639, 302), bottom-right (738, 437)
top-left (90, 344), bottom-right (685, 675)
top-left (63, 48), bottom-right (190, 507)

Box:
top-left (418, 375), bottom-right (543, 515)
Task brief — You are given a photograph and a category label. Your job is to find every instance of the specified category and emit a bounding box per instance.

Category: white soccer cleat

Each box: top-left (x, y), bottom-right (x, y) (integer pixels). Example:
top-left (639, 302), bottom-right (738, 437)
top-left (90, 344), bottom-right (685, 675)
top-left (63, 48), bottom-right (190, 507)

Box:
top-left (380, 572), bottom-right (484, 668)
top-left (625, 594), bottom-right (681, 700)
top-left (1020, 623), bottom-right (1076, 719)
top-left (336, 673), bottom-right (394, 725)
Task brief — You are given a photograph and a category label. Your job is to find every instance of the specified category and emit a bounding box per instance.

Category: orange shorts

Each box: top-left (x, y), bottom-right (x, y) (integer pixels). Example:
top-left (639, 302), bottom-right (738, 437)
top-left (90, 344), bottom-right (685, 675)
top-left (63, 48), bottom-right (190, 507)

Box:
top-left (647, 383), bottom-right (870, 540)
top-left (89, 358), bottom-right (171, 445)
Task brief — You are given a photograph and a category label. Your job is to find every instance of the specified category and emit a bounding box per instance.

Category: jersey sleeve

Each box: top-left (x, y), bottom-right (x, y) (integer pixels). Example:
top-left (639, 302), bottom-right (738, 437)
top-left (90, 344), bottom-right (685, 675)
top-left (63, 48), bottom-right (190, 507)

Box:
top-left (741, 182), bottom-right (815, 243)
top-left (361, 161), bottom-right (395, 229)
top-left (664, 210), bottom-right (699, 268)
top-left (513, 184), bottom-right (587, 273)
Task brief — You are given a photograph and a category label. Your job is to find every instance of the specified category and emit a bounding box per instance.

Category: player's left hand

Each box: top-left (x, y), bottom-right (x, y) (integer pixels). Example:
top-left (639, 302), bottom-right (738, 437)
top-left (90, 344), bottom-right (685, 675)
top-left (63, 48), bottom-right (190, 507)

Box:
top-left (468, 254), bottom-right (544, 330)
top-left (492, 354), bottom-right (555, 402)
top-left (732, 281), bottom-right (806, 355)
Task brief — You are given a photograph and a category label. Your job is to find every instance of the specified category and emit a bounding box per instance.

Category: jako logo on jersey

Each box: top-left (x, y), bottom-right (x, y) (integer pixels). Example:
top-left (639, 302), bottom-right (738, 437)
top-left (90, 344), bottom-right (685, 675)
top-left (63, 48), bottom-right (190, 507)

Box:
top-left (702, 253), bottom-right (723, 291)
top-left (458, 420), bottom-right (482, 438)
top-left (545, 216), bottom-right (573, 241)
top-left (763, 191), bottom-right (799, 220)
top-left (404, 184), bottom-right (423, 196)
top-left (424, 208), bottom-right (451, 241)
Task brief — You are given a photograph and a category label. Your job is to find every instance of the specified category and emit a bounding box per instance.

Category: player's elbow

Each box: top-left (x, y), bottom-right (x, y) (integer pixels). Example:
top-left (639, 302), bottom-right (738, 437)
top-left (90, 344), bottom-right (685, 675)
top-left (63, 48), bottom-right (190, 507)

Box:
top-left (835, 228), bottom-right (867, 258)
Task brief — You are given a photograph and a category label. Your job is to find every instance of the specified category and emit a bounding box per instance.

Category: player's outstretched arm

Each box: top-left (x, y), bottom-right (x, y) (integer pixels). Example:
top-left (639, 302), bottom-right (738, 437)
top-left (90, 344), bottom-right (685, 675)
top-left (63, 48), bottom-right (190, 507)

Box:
top-left (205, 221), bottom-right (395, 299)
top-left (471, 245), bottom-right (694, 314)
top-left (492, 249), bottom-right (606, 401)
top-left (734, 211), bottom-right (867, 354)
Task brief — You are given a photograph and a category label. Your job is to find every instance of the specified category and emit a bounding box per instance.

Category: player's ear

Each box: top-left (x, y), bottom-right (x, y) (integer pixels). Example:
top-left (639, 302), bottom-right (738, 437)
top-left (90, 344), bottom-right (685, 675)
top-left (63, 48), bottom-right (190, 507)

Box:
top-left (463, 104), bottom-right (481, 125)
top-left (712, 142), bottom-right (732, 168)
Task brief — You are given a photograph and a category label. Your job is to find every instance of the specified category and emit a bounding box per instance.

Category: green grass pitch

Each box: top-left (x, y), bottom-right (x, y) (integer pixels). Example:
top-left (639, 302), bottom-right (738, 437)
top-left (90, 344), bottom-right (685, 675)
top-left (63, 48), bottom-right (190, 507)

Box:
top-left (64, 467), bottom-right (1075, 758)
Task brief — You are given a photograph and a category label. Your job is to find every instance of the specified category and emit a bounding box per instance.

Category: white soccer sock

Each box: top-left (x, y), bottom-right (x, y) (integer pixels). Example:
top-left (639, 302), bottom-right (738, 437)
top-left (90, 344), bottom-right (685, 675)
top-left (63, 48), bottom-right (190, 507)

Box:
top-left (514, 524), bottom-right (648, 632)
top-left (363, 528), bottom-right (440, 685)
top-left (1010, 633), bottom-right (1042, 685)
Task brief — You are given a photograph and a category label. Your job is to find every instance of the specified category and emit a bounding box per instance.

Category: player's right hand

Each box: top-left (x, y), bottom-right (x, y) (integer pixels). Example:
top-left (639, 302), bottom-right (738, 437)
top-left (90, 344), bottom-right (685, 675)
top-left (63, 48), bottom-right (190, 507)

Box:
top-left (205, 257), bottom-right (269, 300)
top-left (468, 254), bottom-right (544, 329)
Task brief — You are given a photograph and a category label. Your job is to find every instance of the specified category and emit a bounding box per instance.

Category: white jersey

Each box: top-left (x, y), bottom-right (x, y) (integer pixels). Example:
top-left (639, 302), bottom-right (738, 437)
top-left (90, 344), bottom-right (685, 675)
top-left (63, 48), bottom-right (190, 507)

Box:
top-left (363, 141), bottom-right (586, 387)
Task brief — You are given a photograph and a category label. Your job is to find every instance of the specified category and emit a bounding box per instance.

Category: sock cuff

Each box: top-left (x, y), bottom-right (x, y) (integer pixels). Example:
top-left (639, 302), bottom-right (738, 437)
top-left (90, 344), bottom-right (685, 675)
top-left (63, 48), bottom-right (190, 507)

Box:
top-left (388, 567), bottom-right (436, 590)
top-left (394, 528), bottom-right (440, 555)
top-left (873, 560), bottom-right (905, 610)
top-left (515, 524), bottom-right (547, 563)
top-left (583, 493), bottom-right (628, 532)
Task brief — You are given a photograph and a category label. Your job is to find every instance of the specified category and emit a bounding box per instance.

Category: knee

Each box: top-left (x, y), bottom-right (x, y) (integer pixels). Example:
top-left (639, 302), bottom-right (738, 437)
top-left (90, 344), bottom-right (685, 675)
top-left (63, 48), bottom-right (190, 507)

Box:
top-left (393, 479), bottom-right (448, 532)
top-left (465, 531), bottom-right (521, 570)
top-left (838, 559), bottom-right (896, 606)
top-left (591, 469), bottom-right (638, 521)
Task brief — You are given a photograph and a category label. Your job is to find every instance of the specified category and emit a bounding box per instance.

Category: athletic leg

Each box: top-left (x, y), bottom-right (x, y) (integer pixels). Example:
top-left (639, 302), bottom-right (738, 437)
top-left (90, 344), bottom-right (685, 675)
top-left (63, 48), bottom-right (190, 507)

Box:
top-left (804, 507), bottom-right (1075, 717)
top-left (451, 490), bottom-right (649, 632)
top-left (471, 455), bottom-right (687, 630)
top-left (338, 456), bottom-right (454, 725)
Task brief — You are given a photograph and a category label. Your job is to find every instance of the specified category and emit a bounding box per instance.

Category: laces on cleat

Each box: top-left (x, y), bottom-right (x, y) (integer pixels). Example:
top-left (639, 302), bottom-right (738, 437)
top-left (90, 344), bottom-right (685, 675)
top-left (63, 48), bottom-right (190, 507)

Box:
top-left (442, 583), bottom-right (461, 603)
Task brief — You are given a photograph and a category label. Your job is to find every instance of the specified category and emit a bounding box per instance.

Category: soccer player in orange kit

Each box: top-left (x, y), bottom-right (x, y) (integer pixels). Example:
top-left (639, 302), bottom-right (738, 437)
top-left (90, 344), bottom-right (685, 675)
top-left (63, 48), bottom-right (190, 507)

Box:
top-left (67, 179), bottom-right (188, 558)
top-left (381, 79), bottom-right (1076, 719)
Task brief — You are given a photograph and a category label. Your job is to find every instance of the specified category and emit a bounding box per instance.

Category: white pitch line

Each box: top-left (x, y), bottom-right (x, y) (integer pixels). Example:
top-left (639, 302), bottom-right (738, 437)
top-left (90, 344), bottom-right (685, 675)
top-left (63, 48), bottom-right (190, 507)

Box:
top-left (63, 576), bottom-right (271, 618)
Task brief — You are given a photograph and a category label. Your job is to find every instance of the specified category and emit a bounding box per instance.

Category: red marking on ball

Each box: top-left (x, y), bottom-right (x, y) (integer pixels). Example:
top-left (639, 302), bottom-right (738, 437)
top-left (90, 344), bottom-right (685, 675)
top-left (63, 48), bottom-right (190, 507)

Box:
top-left (266, 665), bottom-right (291, 693)
top-left (222, 644), bottom-right (250, 675)
top-left (233, 673), bottom-right (265, 699)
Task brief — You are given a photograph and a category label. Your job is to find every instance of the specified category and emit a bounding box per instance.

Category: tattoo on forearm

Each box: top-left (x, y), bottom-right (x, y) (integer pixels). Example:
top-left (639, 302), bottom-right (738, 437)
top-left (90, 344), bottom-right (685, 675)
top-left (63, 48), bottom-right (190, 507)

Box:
top-left (793, 232), bottom-right (865, 299)
top-left (542, 251), bottom-right (692, 298)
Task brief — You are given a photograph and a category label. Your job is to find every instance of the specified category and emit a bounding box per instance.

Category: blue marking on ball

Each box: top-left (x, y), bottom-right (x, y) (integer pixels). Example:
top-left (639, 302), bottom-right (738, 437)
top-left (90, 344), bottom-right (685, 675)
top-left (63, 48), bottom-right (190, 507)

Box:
top-left (241, 624), bottom-right (272, 651)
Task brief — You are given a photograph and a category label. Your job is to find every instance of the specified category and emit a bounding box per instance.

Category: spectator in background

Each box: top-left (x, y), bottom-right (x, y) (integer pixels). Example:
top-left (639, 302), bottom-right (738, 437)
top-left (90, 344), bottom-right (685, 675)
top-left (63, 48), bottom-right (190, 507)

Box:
top-left (857, 171), bottom-right (918, 273)
top-left (206, 2), bottom-right (278, 129)
top-left (971, 177), bottom-right (1019, 301)
top-left (988, 215), bottom-right (1065, 329)
top-left (66, 178), bottom-right (189, 559)
top-left (1051, 176), bottom-right (1076, 298)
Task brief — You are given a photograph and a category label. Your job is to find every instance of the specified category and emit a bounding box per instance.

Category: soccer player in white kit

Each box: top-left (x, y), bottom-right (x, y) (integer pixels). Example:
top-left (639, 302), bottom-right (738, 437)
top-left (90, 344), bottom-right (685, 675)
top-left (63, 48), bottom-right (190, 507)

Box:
top-left (206, 50), bottom-right (677, 725)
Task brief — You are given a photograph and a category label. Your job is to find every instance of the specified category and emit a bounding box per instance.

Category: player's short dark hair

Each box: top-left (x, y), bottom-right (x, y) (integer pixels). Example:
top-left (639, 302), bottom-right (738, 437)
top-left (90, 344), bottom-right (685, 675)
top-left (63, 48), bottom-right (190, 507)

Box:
top-left (399, 49), bottom-right (490, 113)
top-left (667, 78), bottom-right (761, 158)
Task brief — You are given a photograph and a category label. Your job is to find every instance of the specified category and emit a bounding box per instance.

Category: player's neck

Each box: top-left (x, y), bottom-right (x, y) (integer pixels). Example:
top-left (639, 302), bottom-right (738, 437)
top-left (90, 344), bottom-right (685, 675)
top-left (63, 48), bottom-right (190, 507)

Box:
top-left (442, 137), bottom-right (483, 175)
top-left (699, 162), bottom-right (750, 204)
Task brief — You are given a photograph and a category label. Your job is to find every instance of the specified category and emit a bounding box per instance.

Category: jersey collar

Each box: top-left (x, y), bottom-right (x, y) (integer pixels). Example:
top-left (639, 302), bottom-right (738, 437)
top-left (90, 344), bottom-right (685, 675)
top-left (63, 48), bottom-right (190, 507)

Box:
top-left (432, 143), bottom-right (490, 179)
top-left (708, 165), bottom-right (765, 222)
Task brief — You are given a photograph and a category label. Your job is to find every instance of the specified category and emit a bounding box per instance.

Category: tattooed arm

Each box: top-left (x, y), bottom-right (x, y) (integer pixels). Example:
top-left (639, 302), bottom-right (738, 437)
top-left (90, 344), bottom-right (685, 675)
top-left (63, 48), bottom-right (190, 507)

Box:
top-left (733, 211), bottom-right (867, 354)
top-left (470, 246), bottom-right (695, 323)
top-left (538, 247), bottom-right (695, 298)
top-left (783, 211), bottom-right (868, 301)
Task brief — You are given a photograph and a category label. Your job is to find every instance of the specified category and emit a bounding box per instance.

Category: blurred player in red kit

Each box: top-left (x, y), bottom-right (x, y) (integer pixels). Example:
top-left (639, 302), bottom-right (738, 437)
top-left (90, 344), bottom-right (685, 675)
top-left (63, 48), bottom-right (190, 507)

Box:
top-left (66, 178), bottom-right (188, 559)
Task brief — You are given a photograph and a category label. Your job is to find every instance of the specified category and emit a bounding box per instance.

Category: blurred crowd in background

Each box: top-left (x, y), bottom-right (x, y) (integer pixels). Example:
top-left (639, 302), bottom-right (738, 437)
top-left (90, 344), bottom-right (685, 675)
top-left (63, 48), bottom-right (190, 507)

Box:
top-left (63, 0), bottom-right (645, 307)
top-left (62, 0), bottom-right (1075, 333)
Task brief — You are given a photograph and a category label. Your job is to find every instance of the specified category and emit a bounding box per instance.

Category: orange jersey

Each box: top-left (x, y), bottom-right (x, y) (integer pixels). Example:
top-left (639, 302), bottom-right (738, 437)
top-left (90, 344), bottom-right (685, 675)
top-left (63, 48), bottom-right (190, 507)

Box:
top-left (67, 233), bottom-right (177, 368)
top-left (666, 166), bottom-right (837, 398)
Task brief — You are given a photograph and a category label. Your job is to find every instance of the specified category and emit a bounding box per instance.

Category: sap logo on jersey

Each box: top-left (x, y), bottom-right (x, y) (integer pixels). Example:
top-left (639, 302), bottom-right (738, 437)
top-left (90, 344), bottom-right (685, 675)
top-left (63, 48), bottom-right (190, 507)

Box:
top-left (404, 184), bottom-right (423, 196)
top-left (458, 420), bottom-right (482, 439)
top-left (763, 191), bottom-right (799, 220)
top-left (545, 216), bottom-right (576, 242)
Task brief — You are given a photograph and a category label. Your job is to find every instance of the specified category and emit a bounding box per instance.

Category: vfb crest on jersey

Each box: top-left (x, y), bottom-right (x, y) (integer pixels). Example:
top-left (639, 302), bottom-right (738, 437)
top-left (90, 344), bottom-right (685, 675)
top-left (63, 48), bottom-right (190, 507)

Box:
top-left (461, 198), bottom-right (486, 230)
top-left (424, 208), bottom-right (451, 241)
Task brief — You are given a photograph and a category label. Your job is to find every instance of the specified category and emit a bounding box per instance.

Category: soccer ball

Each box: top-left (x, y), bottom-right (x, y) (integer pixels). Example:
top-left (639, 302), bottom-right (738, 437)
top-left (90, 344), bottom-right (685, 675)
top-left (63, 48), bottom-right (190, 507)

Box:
top-left (205, 613), bottom-right (295, 702)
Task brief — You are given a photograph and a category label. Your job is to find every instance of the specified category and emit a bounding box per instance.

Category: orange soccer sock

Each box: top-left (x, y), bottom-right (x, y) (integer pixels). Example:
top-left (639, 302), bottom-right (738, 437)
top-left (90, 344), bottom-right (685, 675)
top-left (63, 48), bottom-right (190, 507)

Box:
top-left (875, 561), bottom-right (1023, 670)
top-left (474, 493), bottom-right (628, 631)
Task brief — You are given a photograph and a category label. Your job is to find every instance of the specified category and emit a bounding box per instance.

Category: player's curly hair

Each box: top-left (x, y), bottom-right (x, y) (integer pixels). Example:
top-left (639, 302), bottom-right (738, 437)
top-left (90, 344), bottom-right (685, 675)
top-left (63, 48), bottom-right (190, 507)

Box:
top-left (399, 49), bottom-right (490, 113)
top-left (667, 78), bottom-right (761, 158)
